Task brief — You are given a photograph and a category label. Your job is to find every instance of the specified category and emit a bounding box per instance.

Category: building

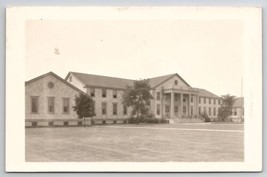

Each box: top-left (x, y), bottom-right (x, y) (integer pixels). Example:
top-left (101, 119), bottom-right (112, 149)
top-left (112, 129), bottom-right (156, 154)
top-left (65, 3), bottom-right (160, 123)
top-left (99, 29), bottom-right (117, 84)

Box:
top-left (25, 72), bottom-right (86, 126)
top-left (65, 72), bottom-right (221, 121)
top-left (229, 97), bottom-right (244, 122)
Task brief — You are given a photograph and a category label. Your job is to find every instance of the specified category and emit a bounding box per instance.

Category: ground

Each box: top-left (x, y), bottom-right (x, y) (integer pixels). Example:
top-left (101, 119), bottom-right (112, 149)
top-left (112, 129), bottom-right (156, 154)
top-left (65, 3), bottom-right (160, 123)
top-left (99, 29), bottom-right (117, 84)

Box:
top-left (25, 123), bottom-right (244, 162)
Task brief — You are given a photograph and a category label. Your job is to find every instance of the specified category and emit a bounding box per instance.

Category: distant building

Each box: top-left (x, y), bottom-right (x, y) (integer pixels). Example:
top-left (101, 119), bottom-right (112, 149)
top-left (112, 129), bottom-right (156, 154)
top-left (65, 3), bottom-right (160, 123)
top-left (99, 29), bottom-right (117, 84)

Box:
top-left (229, 97), bottom-right (244, 122)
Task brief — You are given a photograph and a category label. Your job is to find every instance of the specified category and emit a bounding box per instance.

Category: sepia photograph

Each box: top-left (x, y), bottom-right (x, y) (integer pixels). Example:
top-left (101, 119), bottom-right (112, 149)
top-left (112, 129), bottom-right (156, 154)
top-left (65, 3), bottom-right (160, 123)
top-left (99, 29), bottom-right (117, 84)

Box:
top-left (5, 6), bottom-right (262, 172)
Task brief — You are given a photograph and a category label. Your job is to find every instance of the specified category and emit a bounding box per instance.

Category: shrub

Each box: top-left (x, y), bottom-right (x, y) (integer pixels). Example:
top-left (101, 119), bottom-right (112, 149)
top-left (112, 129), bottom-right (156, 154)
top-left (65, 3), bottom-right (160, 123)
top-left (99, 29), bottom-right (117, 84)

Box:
top-left (201, 113), bottom-right (210, 122)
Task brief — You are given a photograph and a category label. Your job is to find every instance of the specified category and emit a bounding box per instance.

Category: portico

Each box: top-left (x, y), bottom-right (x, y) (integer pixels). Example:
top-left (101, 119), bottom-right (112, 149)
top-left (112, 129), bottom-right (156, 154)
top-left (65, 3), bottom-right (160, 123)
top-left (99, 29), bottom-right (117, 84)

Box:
top-left (161, 89), bottom-right (199, 119)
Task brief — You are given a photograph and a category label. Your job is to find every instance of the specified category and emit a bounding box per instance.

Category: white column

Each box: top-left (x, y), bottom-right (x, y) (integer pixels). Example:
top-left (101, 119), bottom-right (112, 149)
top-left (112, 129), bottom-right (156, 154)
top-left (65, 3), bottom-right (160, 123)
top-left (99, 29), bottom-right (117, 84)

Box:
top-left (180, 93), bottom-right (183, 118)
top-left (170, 91), bottom-right (174, 119)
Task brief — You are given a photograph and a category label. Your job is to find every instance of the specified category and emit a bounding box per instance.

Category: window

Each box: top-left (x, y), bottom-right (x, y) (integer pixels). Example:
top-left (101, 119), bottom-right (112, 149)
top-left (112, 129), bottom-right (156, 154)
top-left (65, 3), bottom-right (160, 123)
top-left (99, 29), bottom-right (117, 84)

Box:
top-left (191, 96), bottom-right (193, 102)
top-left (204, 98), bottom-right (206, 104)
top-left (199, 97), bottom-right (201, 103)
top-left (165, 105), bottom-right (170, 113)
top-left (102, 102), bottom-right (107, 115)
top-left (48, 97), bottom-right (55, 113)
top-left (214, 107), bottom-right (216, 116)
top-left (102, 89), bottom-right (106, 98)
top-left (63, 97), bottom-right (70, 113)
top-left (113, 90), bottom-right (117, 98)
top-left (219, 99), bottom-right (221, 104)
top-left (123, 105), bottom-right (127, 115)
top-left (90, 88), bottom-right (95, 97)
top-left (69, 76), bottom-right (72, 82)
top-left (113, 103), bottom-right (117, 115)
top-left (174, 106), bottom-right (178, 113)
top-left (183, 98), bottom-right (186, 102)
top-left (209, 107), bottom-right (211, 116)
top-left (209, 98), bottom-right (211, 104)
top-left (157, 104), bottom-right (160, 115)
top-left (183, 106), bottom-right (186, 113)
top-left (213, 98), bottom-right (216, 104)
top-left (156, 92), bottom-right (160, 100)
top-left (31, 96), bottom-right (39, 113)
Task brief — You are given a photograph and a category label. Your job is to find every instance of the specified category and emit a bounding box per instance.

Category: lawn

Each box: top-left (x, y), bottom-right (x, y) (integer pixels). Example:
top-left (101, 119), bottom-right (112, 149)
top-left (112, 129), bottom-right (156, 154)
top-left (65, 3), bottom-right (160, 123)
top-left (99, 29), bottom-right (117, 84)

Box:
top-left (25, 123), bottom-right (244, 162)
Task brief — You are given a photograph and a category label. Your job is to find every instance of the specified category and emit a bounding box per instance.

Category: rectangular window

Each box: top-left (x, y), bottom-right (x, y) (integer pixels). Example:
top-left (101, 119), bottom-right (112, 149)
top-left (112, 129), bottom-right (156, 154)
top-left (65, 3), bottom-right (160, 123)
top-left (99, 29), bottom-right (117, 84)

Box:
top-left (157, 104), bottom-right (160, 115)
top-left (199, 97), bottom-right (201, 103)
top-left (191, 96), bottom-right (193, 102)
top-left (209, 107), bottom-right (211, 116)
top-left (174, 106), bottom-right (178, 113)
top-left (102, 89), bottom-right (107, 98)
top-left (102, 102), bottom-right (107, 115)
top-left (214, 107), bottom-right (216, 116)
top-left (183, 98), bottom-right (186, 102)
top-left (209, 98), bottom-right (211, 104)
top-left (63, 97), bottom-right (70, 113)
top-left (165, 105), bottom-right (170, 113)
top-left (219, 99), bottom-right (221, 104)
top-left (113, 103), bottom-right (117, 115)
top-left (113, 90), bottom-right (117, 98)
top-left (183, 106), bottom-right (186, 113)
top-left (213, 98), bottom-right (216, 104)
top-left (204, 98), bottom-right (206, 104)
top-left (156, 92), bottom-right (160, 100)
top-left (48, 97), bottom-right (55, 113)
top-left (123, 105), bottom-right (127, 115)
top-left (31, 96), bottom-right (39, 113)
top-left (90, 88), bottom-right (95, 97)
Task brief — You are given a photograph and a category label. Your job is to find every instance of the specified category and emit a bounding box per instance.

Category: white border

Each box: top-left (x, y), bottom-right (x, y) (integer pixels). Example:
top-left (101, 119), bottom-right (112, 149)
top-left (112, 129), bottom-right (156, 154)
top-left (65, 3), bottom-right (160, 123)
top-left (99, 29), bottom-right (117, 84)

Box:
top-left (5, 6), bottom-right (262, 172)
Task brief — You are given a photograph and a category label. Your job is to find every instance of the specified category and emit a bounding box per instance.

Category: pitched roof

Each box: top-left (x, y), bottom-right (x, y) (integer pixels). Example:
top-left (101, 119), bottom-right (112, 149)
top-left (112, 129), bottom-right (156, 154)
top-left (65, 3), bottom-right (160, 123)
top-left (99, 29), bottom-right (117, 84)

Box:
top-left (149, 73), bottom-right (191, 88)
top-left (67, 72), bottom-right (134, 89)
top-left (233, 97), bottom-right (244, 107)
top-left (67, 72), bottom-right (191, 89)
top-left (25, 72), bottom-right (86, 94)
top-left (194, 88), bottom-right (219, 98)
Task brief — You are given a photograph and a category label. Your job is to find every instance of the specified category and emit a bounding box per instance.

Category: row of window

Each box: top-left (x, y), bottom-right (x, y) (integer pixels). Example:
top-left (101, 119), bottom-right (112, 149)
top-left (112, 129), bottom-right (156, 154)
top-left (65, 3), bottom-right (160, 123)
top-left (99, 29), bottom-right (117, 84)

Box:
top-left (101, 102), bottom-right (128, 116)
top-left (31, 96), bottom-right (70, 114)
top-left (89, 88), bottom-right (118, 99)
top-left (199, 107), bottom-right (217, 116)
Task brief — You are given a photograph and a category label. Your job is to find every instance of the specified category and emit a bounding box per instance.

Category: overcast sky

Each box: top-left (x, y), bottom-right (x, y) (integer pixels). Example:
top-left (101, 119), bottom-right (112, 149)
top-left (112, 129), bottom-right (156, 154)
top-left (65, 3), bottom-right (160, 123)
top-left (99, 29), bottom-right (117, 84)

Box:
top-left (26, 20), bottom-right (243, 97)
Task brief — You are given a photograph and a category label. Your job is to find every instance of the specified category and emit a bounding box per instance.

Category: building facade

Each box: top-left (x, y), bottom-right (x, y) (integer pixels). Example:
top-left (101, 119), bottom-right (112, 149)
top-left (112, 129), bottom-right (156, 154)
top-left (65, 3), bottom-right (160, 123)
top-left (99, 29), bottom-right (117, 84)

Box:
top-left (229, 97), bottom-right (244, 122)
top-left (65, 72), bottom-right (221, 121)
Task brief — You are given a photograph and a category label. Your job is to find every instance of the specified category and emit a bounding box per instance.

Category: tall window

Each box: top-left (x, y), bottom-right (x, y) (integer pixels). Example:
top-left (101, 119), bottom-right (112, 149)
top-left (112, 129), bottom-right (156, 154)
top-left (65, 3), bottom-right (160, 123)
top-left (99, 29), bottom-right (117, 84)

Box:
top-left (157, 104), bottom-right (160, 115)
top-left (113, 103), bottom-right (117, 115)
top-left (102, 102), bottom-right (107, 115)
top-left (183, 106), bottom-right (186, 113)
top-left (102, 89), bottom-right (107, 98)
top-left (48, 97), bottom-right (55, 113)
top-left (204, 98), bottom-right (206, 104)
top-left (199, 97), bottom-right (201, 103)
top-left (209, 107), bottom-right (211, 116)
top-left (174, 106), bottom-right (178, 113)
top-left (156, 92), bottom-right (160, 100)
top-left (165, 105), bottom-right (170, 113)
top-left (31, 96), bottom-right (39, 113)
top-left (123, 105), bottom-right (127, 115)
top-left (69, 76), bottom-right (72, 82)
top-left (90, 88), bottom-right (95, 97)
top-left (209, 98), bottom-right (211, 104)
top-left (63, 97), bottom-right (70, 113)
top-left (113, 90), bottom-right (117, 98)
top-left (191, 96), bottom-right (193, 102)
top-left (214, 107), bottom-right (216, 116)
top-left (213, 98), bottom-right (216, 105)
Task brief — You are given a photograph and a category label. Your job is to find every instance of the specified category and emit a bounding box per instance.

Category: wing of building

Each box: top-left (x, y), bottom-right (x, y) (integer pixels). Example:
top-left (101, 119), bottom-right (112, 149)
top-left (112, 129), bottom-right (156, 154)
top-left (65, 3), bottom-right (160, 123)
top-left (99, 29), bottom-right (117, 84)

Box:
top-left (64, 72), bottom-right (221, 121)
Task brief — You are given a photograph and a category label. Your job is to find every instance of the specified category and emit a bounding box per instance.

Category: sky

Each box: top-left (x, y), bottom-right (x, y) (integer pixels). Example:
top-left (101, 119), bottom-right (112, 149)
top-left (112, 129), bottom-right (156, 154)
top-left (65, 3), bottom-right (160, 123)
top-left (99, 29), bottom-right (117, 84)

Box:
top-left (26, 19), bottom-right (243, 97)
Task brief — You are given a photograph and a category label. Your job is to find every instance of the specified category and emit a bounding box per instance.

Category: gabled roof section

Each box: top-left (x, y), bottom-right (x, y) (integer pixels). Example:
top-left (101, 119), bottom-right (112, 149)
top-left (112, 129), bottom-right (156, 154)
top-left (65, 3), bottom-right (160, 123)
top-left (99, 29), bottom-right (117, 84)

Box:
top-left (233, 97), bottom-right (244, 107)
top-left (149, 73), bottom-right (191, 88)
top-left (194, 88), bottom-right (219, 98)
top-left (67, 72), bottom-right (134, 89)
top-left (25, 72), bottom-right (86, 94)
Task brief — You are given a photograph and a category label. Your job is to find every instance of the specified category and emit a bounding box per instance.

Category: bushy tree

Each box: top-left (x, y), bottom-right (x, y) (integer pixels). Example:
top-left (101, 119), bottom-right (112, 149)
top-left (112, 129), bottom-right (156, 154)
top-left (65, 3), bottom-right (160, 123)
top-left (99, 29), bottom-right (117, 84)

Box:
top-left (218, 94), bottom-right (235, 121)
top-left (73, 93), bottom-right (95, 118)
top-left (122, 80), bottom-right (153, 121)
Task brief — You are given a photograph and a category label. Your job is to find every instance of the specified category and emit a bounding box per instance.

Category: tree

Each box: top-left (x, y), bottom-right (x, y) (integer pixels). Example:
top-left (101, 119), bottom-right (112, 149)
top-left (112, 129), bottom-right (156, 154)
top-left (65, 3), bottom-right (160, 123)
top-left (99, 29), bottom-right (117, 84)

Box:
top-left (122, 80), bottom-right (153, 121)
top-left (73, 93), bottom-right (95, 119)
top-left (218, 94), bottom-right (236, 121)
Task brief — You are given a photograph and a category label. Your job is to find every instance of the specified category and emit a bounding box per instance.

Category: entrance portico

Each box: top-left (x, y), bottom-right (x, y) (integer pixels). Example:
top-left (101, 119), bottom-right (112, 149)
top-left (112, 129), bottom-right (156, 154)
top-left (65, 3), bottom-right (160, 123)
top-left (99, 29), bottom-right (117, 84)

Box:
top-left (162, 89), bottom-right (199, 119)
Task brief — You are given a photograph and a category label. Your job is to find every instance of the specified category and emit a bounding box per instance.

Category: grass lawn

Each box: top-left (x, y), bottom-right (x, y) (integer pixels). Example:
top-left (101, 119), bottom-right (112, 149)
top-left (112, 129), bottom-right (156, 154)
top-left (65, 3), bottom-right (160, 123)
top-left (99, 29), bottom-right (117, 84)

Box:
top-left (25, 123), bottom-right (244, 162)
